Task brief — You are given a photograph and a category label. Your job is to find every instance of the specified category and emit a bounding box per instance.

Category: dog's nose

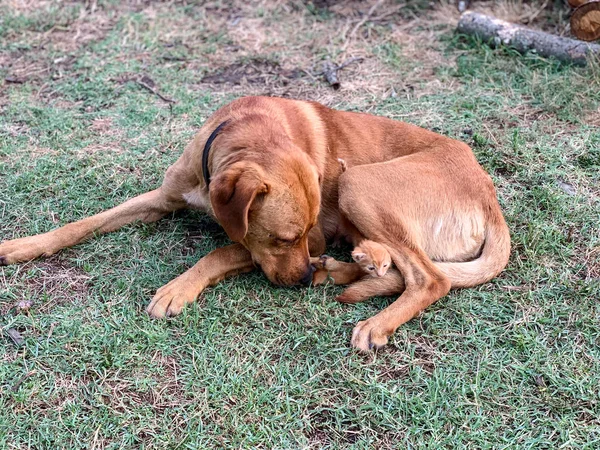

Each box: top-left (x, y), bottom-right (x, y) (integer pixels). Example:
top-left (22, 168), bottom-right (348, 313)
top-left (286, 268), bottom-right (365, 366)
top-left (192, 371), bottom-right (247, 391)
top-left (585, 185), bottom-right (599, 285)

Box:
top-left (299, 264), bottom-right (316, 286)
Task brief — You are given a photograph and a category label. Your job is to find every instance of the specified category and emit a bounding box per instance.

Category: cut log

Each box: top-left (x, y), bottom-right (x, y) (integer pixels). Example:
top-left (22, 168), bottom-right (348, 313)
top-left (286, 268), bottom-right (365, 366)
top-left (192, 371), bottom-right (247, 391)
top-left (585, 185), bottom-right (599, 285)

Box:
top-left (571, 1), bottom-right (600, 41)
top-left (457, 11), bottom-right (600, 65)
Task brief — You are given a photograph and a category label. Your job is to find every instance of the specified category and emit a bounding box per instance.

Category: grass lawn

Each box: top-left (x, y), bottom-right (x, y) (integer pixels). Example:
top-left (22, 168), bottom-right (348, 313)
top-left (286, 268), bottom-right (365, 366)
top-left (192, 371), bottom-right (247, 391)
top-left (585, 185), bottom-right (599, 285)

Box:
top-left (1, 0), bottom-right (599, 448)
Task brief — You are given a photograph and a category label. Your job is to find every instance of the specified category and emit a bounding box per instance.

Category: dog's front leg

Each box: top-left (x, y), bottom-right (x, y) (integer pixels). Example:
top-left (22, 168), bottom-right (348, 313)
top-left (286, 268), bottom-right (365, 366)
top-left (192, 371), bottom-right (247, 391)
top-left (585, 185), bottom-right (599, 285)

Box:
top-left (0, 188), bottom-right (181, 265)
top-left (308, 225), bottom-right (326, 256)
top-left (310, 255), bottom-right (366, 286)
top-left (146, 243), bottom-right (254, 318)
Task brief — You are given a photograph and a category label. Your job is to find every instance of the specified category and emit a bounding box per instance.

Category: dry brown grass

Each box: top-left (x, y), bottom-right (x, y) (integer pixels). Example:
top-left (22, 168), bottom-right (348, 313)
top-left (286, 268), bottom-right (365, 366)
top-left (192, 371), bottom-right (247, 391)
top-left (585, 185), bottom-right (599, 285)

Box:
top-left (0, 0), bottom-right (575, 110)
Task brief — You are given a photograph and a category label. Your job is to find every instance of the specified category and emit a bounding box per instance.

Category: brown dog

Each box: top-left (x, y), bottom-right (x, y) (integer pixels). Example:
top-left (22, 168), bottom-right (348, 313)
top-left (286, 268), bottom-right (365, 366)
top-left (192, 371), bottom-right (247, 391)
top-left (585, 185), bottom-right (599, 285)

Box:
top-left (0, 96), bottom-right (510, 351)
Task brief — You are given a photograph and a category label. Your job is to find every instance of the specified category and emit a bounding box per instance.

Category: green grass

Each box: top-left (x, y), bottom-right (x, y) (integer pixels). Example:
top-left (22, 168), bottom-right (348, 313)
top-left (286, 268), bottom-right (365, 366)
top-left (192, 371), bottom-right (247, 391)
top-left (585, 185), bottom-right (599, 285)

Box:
top-left (1, 1), bottom-right (599, 448)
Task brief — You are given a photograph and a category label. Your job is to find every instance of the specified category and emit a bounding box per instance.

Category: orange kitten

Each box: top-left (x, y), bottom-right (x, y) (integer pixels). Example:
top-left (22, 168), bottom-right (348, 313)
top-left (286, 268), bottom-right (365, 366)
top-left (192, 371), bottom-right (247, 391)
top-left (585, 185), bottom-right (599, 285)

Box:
top-left (351, 240), bottom-right (392, 278)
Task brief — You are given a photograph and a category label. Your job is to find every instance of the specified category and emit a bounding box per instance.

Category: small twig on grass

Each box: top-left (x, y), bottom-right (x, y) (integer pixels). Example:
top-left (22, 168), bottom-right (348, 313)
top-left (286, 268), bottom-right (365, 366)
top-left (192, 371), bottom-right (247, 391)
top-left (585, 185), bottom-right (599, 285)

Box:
top-left (321, 57), bottom-right (364, 90)
top-left (135, 75), bottom-right (176, 104)
top-left (11, 370), bottom-right (36, 393)
top-left (322, 60), bottom-right (341, 90)
top-left (337, 56), bottom-right (365, 71)
top-left (4, 76), bottom-right (25, 84)
top-left (524, 0), bottom-right (550, 24)
top-left (348, 0), bottom-right (386, 40)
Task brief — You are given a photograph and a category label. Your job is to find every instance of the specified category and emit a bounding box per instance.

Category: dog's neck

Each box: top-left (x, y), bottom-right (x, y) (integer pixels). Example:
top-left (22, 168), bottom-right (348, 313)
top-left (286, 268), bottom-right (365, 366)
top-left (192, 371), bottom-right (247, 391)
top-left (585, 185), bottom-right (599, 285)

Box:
top-left (202, 120), bottom-right (230, 189)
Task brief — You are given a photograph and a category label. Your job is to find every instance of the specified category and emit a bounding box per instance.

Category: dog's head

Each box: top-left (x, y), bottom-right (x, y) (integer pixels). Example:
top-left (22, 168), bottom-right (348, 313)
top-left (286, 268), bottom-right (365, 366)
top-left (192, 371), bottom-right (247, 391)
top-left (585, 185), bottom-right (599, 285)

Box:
top-left (209, 150), bottom-right (321, 286)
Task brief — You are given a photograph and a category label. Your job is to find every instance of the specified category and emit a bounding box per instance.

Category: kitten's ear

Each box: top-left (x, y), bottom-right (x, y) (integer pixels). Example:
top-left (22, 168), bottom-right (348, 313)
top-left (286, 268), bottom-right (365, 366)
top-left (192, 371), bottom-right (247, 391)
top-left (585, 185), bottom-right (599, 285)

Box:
top-left (352, 251), bottom-right (366, 262)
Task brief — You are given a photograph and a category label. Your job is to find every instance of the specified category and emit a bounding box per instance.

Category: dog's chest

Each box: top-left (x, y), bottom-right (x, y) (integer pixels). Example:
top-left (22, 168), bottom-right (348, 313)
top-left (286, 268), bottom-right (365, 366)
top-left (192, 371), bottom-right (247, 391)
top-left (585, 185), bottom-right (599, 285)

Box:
top-left (182, 187), bottom-right (210, 210)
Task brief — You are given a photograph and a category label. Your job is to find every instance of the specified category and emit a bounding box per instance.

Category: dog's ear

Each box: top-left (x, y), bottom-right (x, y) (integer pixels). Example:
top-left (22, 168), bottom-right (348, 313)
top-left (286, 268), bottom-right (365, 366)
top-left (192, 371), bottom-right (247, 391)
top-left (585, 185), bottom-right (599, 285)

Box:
top-left (210, 165), bottom-right (269, 242)
top-left (352, 251), bottom-right (366, 262)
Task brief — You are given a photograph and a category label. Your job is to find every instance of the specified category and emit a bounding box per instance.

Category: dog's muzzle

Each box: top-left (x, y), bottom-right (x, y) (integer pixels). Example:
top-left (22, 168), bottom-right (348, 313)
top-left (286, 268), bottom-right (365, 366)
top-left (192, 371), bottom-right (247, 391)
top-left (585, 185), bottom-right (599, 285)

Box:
top-left (299, 264), bottom-right (316, 286)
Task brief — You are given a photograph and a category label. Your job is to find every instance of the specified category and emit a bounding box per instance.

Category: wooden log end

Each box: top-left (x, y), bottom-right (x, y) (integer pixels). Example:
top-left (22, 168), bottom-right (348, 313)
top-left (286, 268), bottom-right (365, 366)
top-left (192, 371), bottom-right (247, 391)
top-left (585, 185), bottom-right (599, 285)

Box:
top-left (569, 0), bottom-right (590, 8)
top-left (571, 1), bottom-right (600, 41)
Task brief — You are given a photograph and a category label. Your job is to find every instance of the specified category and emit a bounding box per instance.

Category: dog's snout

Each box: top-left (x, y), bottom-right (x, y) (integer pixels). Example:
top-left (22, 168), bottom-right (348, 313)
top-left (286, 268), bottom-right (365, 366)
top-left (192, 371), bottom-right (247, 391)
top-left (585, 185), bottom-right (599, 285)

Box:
top-left (299, 264), bottom-right (316, 286)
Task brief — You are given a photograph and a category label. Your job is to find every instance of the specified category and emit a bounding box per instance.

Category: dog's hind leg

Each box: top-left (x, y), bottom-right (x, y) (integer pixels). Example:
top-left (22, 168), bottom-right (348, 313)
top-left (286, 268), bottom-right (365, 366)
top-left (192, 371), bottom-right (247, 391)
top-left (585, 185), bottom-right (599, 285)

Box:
top-left (336, 268), bottom-right (405, 304)
top-left (350, 243), bottom-right (450, 351)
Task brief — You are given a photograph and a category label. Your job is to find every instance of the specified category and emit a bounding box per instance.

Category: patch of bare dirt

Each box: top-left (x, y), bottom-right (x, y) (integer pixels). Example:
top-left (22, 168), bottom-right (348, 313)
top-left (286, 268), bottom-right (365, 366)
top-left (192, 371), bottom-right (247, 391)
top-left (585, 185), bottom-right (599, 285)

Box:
top-left (46, 13), bottom-right (114, 53)
top-left (89, 117), bottom-right (114, 133)
top-left (10, 256), bottom-right (91, 314)
top-left (378, 334), bottom-right (442, 378)
top-left (99, 353), bottom-right (188, 414)
top-left (585, 109), bottom-right (600, 127)
top-left (1, 53), bottom-right (52, 85)
top-left (201, 58), bottom-right (304, 86)
top-left (3, 0), bottom-right (55, 12)
top-left (3, 3), bottom-right (116, 52)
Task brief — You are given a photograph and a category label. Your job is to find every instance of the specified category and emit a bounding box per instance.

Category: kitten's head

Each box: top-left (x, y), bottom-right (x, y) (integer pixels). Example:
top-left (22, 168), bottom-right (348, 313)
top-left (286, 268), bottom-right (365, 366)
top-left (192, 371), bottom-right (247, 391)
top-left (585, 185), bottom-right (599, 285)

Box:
top-left (351, 240), bottom-right (391, 277)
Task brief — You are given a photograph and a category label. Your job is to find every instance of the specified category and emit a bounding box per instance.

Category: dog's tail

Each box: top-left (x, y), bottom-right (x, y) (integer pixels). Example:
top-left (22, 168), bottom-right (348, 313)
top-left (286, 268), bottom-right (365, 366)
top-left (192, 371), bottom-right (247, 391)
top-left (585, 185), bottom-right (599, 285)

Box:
top-left (435, 213), bottom-right (510, 289)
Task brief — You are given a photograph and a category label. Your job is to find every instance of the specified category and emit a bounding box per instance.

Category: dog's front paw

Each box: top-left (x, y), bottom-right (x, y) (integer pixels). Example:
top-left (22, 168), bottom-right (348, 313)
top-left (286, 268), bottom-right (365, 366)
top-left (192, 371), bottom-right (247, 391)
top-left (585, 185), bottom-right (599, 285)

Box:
top-left (310, 254), bottom-right (333, 270)
top-left (146, 273), bottom-right (205, 318)
top-left (350, 317), bottom-right (391, 352)
top-left (319, 254), bottom-right (334, 269)
top-left (0, 235), bottom-right (56, 265)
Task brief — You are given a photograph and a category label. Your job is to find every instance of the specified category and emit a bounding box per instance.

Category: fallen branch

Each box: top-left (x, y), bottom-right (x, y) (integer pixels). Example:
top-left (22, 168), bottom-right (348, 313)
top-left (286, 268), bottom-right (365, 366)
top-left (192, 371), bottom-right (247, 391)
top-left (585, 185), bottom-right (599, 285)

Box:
top-left (321, 57), bottom-right (364, 90)
top-left (457, 11), bottom-right (600, 65)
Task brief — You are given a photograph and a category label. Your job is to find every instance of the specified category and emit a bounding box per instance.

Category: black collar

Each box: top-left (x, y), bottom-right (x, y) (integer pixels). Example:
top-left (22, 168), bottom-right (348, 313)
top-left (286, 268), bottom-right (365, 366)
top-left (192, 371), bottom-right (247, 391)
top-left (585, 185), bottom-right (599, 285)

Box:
top-left (202, 120), bottom-right (229, 189)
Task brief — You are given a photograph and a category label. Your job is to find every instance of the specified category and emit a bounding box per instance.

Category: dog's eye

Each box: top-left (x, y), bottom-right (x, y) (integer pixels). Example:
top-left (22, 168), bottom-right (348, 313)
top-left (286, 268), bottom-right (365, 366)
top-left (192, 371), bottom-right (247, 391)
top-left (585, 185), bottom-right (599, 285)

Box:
top-left (276, 237), bottom-right (299, 247)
